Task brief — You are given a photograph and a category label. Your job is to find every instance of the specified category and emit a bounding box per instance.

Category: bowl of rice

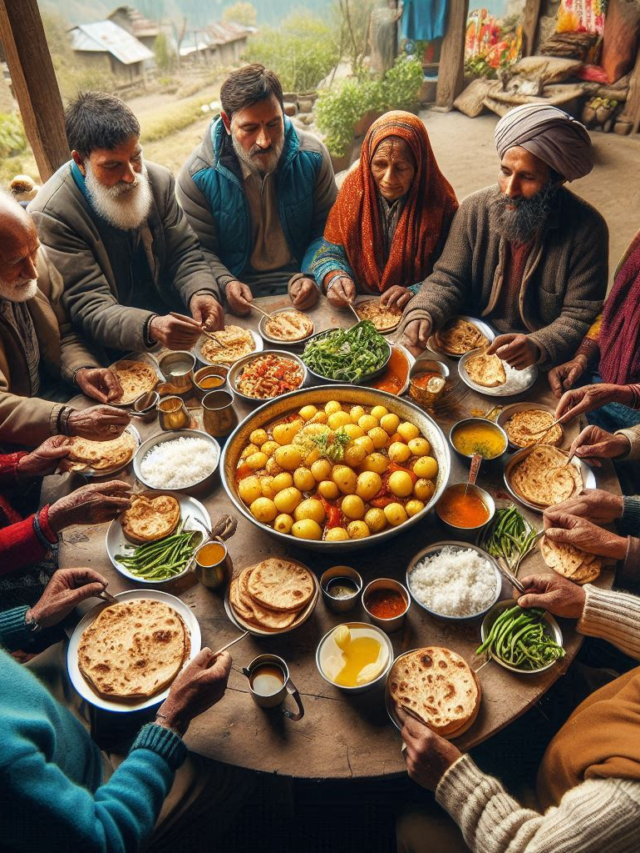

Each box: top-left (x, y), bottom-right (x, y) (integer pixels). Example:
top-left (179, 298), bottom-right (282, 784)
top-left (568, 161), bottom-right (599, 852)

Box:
top-left (406, 541), bottom-right (502, 621)
top-left (133, 429), bottom-right (221, 496)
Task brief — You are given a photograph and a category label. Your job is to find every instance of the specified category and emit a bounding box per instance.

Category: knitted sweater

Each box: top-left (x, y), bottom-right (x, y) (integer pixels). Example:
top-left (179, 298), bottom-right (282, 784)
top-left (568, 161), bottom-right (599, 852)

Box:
top-left (0, 606), bottom-right (187, 852)
top-left (435, 586), bottom-right (640, 852)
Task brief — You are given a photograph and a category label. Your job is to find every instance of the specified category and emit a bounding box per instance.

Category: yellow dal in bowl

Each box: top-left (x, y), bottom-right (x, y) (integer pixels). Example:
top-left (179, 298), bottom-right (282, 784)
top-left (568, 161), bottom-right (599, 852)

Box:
top-left (452, 422), bottom-right (506, 460)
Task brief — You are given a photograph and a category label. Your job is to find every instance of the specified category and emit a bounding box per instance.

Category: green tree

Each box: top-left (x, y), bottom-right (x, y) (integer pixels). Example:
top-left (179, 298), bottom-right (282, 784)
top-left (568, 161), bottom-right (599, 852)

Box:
top-left (222, 2), bottom-right (258, 26)
top-left (153, 32), bottom-right (176, 72)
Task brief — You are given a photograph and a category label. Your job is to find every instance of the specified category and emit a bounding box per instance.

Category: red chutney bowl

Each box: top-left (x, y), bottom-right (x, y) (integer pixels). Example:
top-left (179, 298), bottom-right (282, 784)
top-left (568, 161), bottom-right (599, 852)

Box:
top-left (362, 578), bottom-right (410, 634)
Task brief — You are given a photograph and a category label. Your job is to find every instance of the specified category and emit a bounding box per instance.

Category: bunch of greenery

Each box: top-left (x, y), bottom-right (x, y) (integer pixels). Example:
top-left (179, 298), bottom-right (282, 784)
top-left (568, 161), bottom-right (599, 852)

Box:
top-left (222, 2), bottom-right (258, 27)
top-left (244, 11), bottom-right (340, 92)
top-left (0, 113), bottom-right (27, 159)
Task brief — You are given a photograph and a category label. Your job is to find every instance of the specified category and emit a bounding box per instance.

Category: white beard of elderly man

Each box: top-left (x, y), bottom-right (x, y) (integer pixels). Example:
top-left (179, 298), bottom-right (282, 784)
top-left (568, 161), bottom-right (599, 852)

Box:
top-left (399, 103), bottom-right (608, 372)
top-left (29, 92), bottom-right (224, 357)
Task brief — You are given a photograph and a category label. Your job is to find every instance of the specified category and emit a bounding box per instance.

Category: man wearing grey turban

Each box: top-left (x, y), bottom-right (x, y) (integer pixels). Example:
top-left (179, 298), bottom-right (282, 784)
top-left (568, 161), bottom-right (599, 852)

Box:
top-left (399, 104), bottom-right (607, 369)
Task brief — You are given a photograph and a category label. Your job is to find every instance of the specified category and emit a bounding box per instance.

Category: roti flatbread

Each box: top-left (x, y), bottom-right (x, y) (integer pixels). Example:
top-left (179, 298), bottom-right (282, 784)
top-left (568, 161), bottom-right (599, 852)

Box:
top-left (121, 494), bottom-right (181, 544)
top-left (436, 318), bottom-right (488, 355)
top-left (511, 446), bottom-right (582, 507)
top-left (67, 431), bottom-right (136, 472)
top-left (111, 360), bottom-right (157, 405)
top-left (230, 565), bottom-right (303, 631)
top-left (247, 558), bottom-right (315, 612)
top-left (264, 310), bottom-right (313, 342)
top-left (541, 536), bottom-right (602, 585)
top-left (389, 647), bottom-right (480, 737)
top-left (201, 325), bottom-right (255, 365)
top-left (78, 599), bottom-right (187, 700)
top-left (355, 300), bottom-right (401, 332)
top-left (465, 350), bottom-right (506, 388)
top-left (505, 409), bottom-right (563, 448)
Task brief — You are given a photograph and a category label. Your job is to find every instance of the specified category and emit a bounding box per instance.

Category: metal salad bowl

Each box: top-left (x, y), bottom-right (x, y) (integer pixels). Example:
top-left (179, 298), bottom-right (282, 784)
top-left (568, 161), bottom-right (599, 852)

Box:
top-left (228, 350), bottom-right (308, 405)
top-left (480, 599), bottom-right (564, 675)
top-left (301, 327), bottom-right (392, 386)
top-left (220, 385), bottom-right (451, 553)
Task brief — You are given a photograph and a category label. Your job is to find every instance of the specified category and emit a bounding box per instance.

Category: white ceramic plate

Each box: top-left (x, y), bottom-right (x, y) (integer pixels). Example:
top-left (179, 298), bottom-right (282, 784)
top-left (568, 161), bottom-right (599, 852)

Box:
top-left (458, 348), bottom-right (538, 398)
top-left (427, 316), bottom-right (496, 359)
top-left (193, 329), bottom-right (263, 366)
top-left (503, 447), bottom-right (596, 514)
top-left (66, 589), bottom-right (201, 712)
top-left (70, 424), bottom-right (140, 478)
top-left (105, 491), bottom-right (211, 584)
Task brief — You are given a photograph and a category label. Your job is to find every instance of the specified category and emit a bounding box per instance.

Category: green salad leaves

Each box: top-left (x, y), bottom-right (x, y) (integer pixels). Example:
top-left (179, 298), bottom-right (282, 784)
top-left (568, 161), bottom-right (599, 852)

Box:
top-left (302, 321), bottom-right (389, 382)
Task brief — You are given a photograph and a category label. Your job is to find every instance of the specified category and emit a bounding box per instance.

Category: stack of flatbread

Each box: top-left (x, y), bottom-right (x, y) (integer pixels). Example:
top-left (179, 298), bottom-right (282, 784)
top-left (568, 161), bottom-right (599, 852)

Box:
top-left (67, 431), bottom-right (137, 473)
top-left (201, 325), bottom-right (255, 365)
top-left (121, 494), bottom-right (181, 544)
top-left (355, 300), bottom-right (401, 332)
top-left (389, 647), bottom-right (481, 738)
top-left (111, 360), bottom-right (158, 405)
top-left (78, 599), bottom-right (189, 701)
top-left (264, 310), bottom-right (314, 341)
top-left (541, 537), bottom-right (602, 585)
top-left (505, 409), bottom-right (563, 448)
top-left (435, 318), bottom-right (488, 355)
top-left (511, 446), bottom-right (582, 508)
top-left (464, 349), bottom-right (506, 388)
top-left (229, 558), bottom-right (315, 632)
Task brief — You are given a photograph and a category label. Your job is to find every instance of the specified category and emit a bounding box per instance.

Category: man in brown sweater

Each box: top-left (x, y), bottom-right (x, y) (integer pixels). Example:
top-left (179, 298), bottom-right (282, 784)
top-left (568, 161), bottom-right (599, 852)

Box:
top-left (400, 104), bottom-right (608, 368)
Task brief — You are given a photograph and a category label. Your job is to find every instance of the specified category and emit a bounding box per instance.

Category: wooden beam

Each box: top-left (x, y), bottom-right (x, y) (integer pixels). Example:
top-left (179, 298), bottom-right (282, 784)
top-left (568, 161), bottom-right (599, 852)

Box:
top-left (618, 44), bottom-right (640, 133)
top-left (436, 0), bottom-right (469, 111)
top-left (522, 0), bottom-right (543, 57)
top-left (0, 0), bottom-right (68, 181)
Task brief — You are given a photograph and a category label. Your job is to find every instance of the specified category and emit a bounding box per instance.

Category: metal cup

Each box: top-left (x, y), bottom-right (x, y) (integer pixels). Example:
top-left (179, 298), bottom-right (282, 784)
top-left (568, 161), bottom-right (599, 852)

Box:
top-left (194, 538), bottom-right (233, 590)
top-left (409, 359), bottom-right (450, 408)
top-left (320, 566), bottom-right (363, 614)
top-left (158, 351), bottom-right (196, 390)
top-left (132, 390), bottom-right (159, 423)
top-left (157, 395), bottom-right (190, 431)
top-left (192, 365), bottom-right (229, 402)
top-left (242, 654), bottom-right (304, 720)
top-left (202, 389), bottom-right (238, 439)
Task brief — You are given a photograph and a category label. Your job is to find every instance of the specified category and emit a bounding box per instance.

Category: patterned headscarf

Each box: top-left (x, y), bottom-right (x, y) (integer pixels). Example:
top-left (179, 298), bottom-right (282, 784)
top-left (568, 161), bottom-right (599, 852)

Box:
top-left (323, 110), bottom-right (458, 292)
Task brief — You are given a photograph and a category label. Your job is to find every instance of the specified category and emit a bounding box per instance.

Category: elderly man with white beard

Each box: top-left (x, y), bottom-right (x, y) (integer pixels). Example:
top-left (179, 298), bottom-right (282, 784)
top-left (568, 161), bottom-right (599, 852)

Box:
top-left (0, 193), bottom-right (129, 446)
top-left (398, 104), bottom-right (608, 369)
top-left (30, 93), bottom-right (224, 356)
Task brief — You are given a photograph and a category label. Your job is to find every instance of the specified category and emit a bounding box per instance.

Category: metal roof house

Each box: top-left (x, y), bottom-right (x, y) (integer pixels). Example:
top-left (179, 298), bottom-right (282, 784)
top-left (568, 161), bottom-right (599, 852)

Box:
top-left (179, 20), bottom-right (251, 65)
top-left (107, 6), bottom-right (160, 52)
top-left (69, 20), bottom-right (154, 83)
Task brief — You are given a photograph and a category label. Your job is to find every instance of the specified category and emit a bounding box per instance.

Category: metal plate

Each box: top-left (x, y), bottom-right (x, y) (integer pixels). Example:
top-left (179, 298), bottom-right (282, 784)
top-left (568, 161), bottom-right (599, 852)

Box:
top-left (353, 297), bottom-right (402, 334)
top-left (497, 402), bottom-right (579, 451)
top-left (458, 348), bottom-right (538, 398)
top-left (302, 328), bottom-right (392, 386)
top-left (193, 329), bottom-right (263, 366)
top-left (107, 352), bottom-right (162, 407)
top-left (258, 307), bottom-right (316, 347)
top-left (427, 315), bottom-right (496, 359)
top-left (66, 589), bottom-right (201, 712)
top-left (228, 350), bottom-right (308, 405)
top-left (105, 491), bottom-right (210, 584)
top-left (133, 428), bottom-right (221, 494)
top-left (480, 599), bottom-right (563, 675)
top-left (220, 385), bottom-right (451, 553)
top-left (70, 424), bottom-right (140, 478)
top-left (503, 447), bottom-right (596, 514)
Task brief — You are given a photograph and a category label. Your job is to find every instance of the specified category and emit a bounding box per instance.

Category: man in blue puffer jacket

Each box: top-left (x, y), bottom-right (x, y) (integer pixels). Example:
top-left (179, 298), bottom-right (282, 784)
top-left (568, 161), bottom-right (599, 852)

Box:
top-left (178, 64), bottom-right (337, 316)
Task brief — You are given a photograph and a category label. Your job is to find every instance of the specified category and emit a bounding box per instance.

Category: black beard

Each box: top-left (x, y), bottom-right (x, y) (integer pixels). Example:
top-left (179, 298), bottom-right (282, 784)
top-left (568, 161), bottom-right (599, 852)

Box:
top-left (493, 181), bottom-right (559, 243)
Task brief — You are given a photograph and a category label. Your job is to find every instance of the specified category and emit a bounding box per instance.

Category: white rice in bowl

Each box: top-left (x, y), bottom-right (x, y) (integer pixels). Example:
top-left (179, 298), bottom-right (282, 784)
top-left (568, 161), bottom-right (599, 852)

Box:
top-left (409, 546), bottom-right (498, 617)
top-left (140, 437), bottom-right (219, 489)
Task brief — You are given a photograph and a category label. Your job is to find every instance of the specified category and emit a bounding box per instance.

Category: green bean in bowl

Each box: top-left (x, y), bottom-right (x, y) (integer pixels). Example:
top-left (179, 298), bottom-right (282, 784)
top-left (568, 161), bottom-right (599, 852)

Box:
top-left (302, 321), bottom-right (391, 384)
top-left (477, 602), bottom-right (565, 673)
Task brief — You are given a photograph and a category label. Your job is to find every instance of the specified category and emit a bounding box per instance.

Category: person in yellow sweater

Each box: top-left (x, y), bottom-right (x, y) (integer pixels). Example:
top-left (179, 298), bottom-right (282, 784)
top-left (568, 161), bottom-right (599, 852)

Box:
top-left (396, 574), bottom-right (640, 852)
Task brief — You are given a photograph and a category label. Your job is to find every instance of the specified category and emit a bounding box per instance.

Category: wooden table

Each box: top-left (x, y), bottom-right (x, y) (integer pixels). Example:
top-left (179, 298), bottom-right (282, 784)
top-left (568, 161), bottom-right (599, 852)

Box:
top-left (58, 295), bottom-right (618, 780)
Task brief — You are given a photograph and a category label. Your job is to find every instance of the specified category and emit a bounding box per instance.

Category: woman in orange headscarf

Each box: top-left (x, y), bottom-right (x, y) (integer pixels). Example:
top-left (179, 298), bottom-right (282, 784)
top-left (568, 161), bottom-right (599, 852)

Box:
top-left (312, 110), bottom-right (458, 311)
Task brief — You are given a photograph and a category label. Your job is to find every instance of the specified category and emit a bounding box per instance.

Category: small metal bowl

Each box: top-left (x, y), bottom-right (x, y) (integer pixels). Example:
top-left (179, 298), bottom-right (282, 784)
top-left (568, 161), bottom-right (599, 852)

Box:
top-left (316, 622), bottom-right (394, 694)
top-left (192, 365), bottom-right (229, 402)
top-left (302, 328), bottom-right (391, 386)
top-left (480, 599), bottom-right (564, 675)
top-left (362, 578), bottom-right (410, 633)
top-left (449, 417), bottom-right (509, 464)
top-left (320, 565), bottom-right (363, 613)
top-left (409, 359), bottom-right (450, 408)
top-left (158, 351), bottom-right (196, 389)
top-left (435, 483), bottom-right (496, 540)
top-left (406, 541), bottom-right (502, 622)
top-left (133, 428), bottom-right (221, 496)
top-left (228, 350), bottom-right (308, 405)
top-left (132, 390), bottom-right (159, 422)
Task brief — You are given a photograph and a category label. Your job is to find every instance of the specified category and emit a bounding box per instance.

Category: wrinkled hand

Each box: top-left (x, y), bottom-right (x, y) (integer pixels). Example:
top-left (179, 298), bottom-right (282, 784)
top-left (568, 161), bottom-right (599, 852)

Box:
top-left (568, 425), bottom-right (631, 467)
top-left (548, 356), bottom-right (588, 398)
top-left (75, 368), bottom-right (123, 404)
top-left (149, 314), bottom-right (202, 349)
top-left (190, 293), bottom-right (224, 332)
top-left (402, 318), bottom-right (432, 353)
top-left (398, 707), bottom-right (462, 792)
top-left (225, 280), bottom-right (253, 316)
top-left (515, 573), bottom-right (586, 619)
top-left (26, 567), bottom-right (110, 630)
top-left (17, 436), bottom-right (71, 479)
top-left (380, 285), bottom-right (413, 311)
top-left (48, 480), bottom-right (132, 533)
top-left (555, 382), bottom-right (629, 424)
top-left (67, 405), bottom-right (130, 440)
top-left (156, 648), bottom-right (232, 735)
top-left (487, 333), bottom-right (539, 370)
top-left (546, 488), bottom-right (624, 525)
top-left (290, 276), bottom-right (319, 310)
top-left (543, 510), bottom-right (628, 560)
top-left (326, 276), bottom-right (356, 307)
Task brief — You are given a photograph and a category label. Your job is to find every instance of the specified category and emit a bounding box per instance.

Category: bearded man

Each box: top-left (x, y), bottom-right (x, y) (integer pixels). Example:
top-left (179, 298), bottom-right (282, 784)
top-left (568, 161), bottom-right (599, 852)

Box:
top-left (178, 64), bottom-right (337, 315)
top-left (399, 104), bottom-right (608, 368)
top-left (30, 93), bottom-right (223, 356)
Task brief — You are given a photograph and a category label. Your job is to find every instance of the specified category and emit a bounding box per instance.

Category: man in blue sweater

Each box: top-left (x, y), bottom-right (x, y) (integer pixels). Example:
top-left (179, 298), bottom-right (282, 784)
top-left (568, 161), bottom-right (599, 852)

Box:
top-left (178, 64), bottom-right (337, 315)
top-left (0, 567), bottom-right (237, 851)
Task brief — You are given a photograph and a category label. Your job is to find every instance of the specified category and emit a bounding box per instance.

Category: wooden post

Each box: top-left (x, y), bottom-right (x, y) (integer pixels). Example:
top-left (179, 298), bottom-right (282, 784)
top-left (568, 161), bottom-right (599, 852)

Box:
top-left (0, 0), bottom-right (68, 181)
top-left (617, 45), bottom-right (640, 134)
top-left (435, 0), bottom-right (469, 111)
top-left (522, 0), bottom-right (542, 57)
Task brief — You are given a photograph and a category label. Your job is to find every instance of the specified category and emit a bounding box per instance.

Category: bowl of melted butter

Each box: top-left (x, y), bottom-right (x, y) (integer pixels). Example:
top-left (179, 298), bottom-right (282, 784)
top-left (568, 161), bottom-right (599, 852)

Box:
top-left (316, 622), bottom-right (394, 693)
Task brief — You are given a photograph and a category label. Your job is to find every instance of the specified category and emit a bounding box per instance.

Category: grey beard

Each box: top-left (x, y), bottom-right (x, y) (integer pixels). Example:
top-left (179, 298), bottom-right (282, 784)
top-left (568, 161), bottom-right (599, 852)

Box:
top-left (231, 133), bottom-right (283, 177)
top-left (0, 277), bottom-right (38, 302)
top-left (493, 181), bottom-right (560, 243)
top-left (84, 164), bottom-right (153, 231)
